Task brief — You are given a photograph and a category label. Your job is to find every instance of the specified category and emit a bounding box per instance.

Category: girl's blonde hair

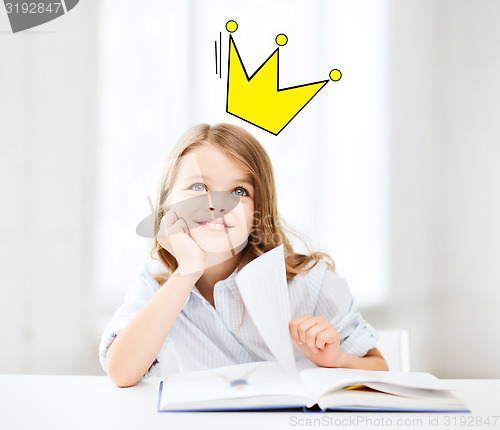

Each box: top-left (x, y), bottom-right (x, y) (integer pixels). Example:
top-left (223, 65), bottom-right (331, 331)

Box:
top-left (150, 123), bottom-right (334, 285)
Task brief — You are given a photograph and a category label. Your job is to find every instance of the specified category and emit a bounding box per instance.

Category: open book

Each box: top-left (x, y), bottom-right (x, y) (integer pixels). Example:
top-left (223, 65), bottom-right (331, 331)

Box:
top-left (158, 245), bottom-right (469, 412)
top-left (158, 361), bottom-right (468, 412)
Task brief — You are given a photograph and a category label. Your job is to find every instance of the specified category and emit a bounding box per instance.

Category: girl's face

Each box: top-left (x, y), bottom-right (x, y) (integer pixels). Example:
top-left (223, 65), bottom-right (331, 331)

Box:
top-left (164, 145), bottom-right (255, 255)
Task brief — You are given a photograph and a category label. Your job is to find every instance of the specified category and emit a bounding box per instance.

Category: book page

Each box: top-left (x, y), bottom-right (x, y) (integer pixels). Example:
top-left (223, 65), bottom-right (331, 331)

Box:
top-left (317, 389), bottom-right (467, 412)
top-left (159, 362), bottom-right (306, 409)
top-left (235, 245), bottom-right (297, 374)
top-left (299, 367), bottom-right (452, 400)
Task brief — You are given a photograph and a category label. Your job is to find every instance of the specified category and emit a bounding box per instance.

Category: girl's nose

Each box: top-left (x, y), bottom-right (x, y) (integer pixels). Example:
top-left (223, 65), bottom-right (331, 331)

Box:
top-left (208, 191), bottom-right (239, 215)
top-left (209, 207), bottom-right (226, 213)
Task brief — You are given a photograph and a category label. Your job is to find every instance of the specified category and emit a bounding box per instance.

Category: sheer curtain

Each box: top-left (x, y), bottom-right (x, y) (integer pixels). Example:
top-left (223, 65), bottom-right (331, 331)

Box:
top-left (95, 0), bottom-right (389, 324)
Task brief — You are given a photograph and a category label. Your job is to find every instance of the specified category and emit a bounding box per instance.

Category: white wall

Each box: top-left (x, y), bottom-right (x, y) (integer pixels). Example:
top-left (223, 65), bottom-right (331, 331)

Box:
top-left (360, 0), bottom-right (442, 375)
top-left (0, 0), bottom-right (101, 374)
top-left (437, 1), bottom-right (500, 378)
top-left (363, 0), bottom-right (500, 378)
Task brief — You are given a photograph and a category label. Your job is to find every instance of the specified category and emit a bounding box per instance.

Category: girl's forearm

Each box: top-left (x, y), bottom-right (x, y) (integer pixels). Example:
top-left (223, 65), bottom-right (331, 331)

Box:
top-left (338, 351), bottom-right (389, 371)
top-left (106, 266), bottom-right (201, 387)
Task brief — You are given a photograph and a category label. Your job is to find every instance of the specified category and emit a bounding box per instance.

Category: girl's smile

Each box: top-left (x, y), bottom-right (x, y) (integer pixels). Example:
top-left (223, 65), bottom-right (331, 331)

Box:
top-left (195, 218), bottom-right (233, 231)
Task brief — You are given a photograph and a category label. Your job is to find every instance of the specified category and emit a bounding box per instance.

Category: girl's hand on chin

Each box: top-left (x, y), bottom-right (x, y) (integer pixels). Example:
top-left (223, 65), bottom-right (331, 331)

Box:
top-left (157, 209), bottom-right (205, 277)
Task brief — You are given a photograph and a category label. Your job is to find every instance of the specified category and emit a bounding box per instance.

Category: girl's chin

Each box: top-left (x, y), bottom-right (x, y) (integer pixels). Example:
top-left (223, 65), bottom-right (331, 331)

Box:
top-left (195, 237), bottom-right (249, 256)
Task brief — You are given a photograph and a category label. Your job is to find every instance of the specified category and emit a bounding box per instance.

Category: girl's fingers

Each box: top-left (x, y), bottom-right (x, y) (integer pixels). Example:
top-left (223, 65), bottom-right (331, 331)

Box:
top-left (169, 219), bottom-right (189, 236)
top-left (163, 209), bottom-right (177, 226)
top-left (305, 323), bottom-right (329, 352)
top-left (158, 211), bottom-right (189, 253)
top-left (157, 213), bottom-right (172, 242)
top-left (289, 315), bottom-right (312, 344)
top-left (164, 210), bottom-right (190, 236)
top-left (176, 216), bottom-right (190, 236)
top-left (289, 315), bottom-right (339, 354)
top-left (314, 327), bottom-right (337, 350)
top-left (288, 315), bottom-right (310, 344)
top-left (316, 329), bottom-right (339, 350)
top-left (291, 316), bottom-right (321, 345)
top-left (315, 329), bottom-right (328, 350)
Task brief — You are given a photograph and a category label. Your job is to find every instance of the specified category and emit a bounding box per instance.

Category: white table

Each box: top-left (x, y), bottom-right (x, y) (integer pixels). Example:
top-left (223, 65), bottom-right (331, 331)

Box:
top-left (1, 375), bottom-right (499, 430)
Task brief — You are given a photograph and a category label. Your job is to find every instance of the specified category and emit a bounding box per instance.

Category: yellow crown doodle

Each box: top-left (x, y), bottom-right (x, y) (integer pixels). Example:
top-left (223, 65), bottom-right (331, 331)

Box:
top-left (222, 20), bottom-right (341, 135)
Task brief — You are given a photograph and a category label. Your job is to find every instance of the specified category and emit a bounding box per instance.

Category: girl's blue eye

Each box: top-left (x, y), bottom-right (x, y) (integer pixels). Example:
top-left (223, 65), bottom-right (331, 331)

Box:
top-left (233, 186), bottom-right (249, 197)
top-left (189, 183), bottom-right (249, 196)
top-left (190, 183), bottom-right (207, 192)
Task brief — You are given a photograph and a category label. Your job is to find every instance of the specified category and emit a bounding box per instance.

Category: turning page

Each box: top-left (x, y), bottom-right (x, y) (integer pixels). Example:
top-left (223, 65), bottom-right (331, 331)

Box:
top-left (235, 245), bottom-right (297, 373)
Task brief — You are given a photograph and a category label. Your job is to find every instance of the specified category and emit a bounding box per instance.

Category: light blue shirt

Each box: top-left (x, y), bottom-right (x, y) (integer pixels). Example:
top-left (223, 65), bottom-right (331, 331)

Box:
top-left (99, 260), bottom-right (378, 380)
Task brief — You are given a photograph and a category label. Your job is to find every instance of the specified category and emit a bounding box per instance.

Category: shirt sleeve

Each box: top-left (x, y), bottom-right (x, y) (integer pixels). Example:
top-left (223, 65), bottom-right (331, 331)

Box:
top-left (98, 268), bottom-right (164, 380)
top-left (313, 268), bottom-right (379, 357)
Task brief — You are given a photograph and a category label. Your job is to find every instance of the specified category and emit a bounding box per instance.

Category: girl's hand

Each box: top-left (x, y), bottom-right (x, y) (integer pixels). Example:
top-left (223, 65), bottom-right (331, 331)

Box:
top-left (157, 209), bottom-right (205, 276)
top-left (289, 315), bottom-right (346, 368)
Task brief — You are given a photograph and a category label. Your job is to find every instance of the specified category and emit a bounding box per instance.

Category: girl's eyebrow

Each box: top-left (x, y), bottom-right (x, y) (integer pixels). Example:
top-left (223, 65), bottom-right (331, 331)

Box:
top-left (182, 175), bottom-right (254, 188)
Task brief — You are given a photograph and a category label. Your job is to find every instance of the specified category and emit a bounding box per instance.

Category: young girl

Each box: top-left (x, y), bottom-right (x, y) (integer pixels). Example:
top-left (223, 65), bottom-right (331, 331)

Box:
top-left (99, 123), bottom-right (387, 387)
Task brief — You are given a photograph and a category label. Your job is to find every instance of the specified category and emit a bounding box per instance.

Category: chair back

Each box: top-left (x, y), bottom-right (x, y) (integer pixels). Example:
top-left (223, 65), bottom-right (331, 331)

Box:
top-left (376, 329), bottom-right (411, 372)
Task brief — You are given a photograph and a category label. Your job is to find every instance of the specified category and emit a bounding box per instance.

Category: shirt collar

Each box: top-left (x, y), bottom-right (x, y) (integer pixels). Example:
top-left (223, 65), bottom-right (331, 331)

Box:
top-left (182, 267), bottom-right (240, 309)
